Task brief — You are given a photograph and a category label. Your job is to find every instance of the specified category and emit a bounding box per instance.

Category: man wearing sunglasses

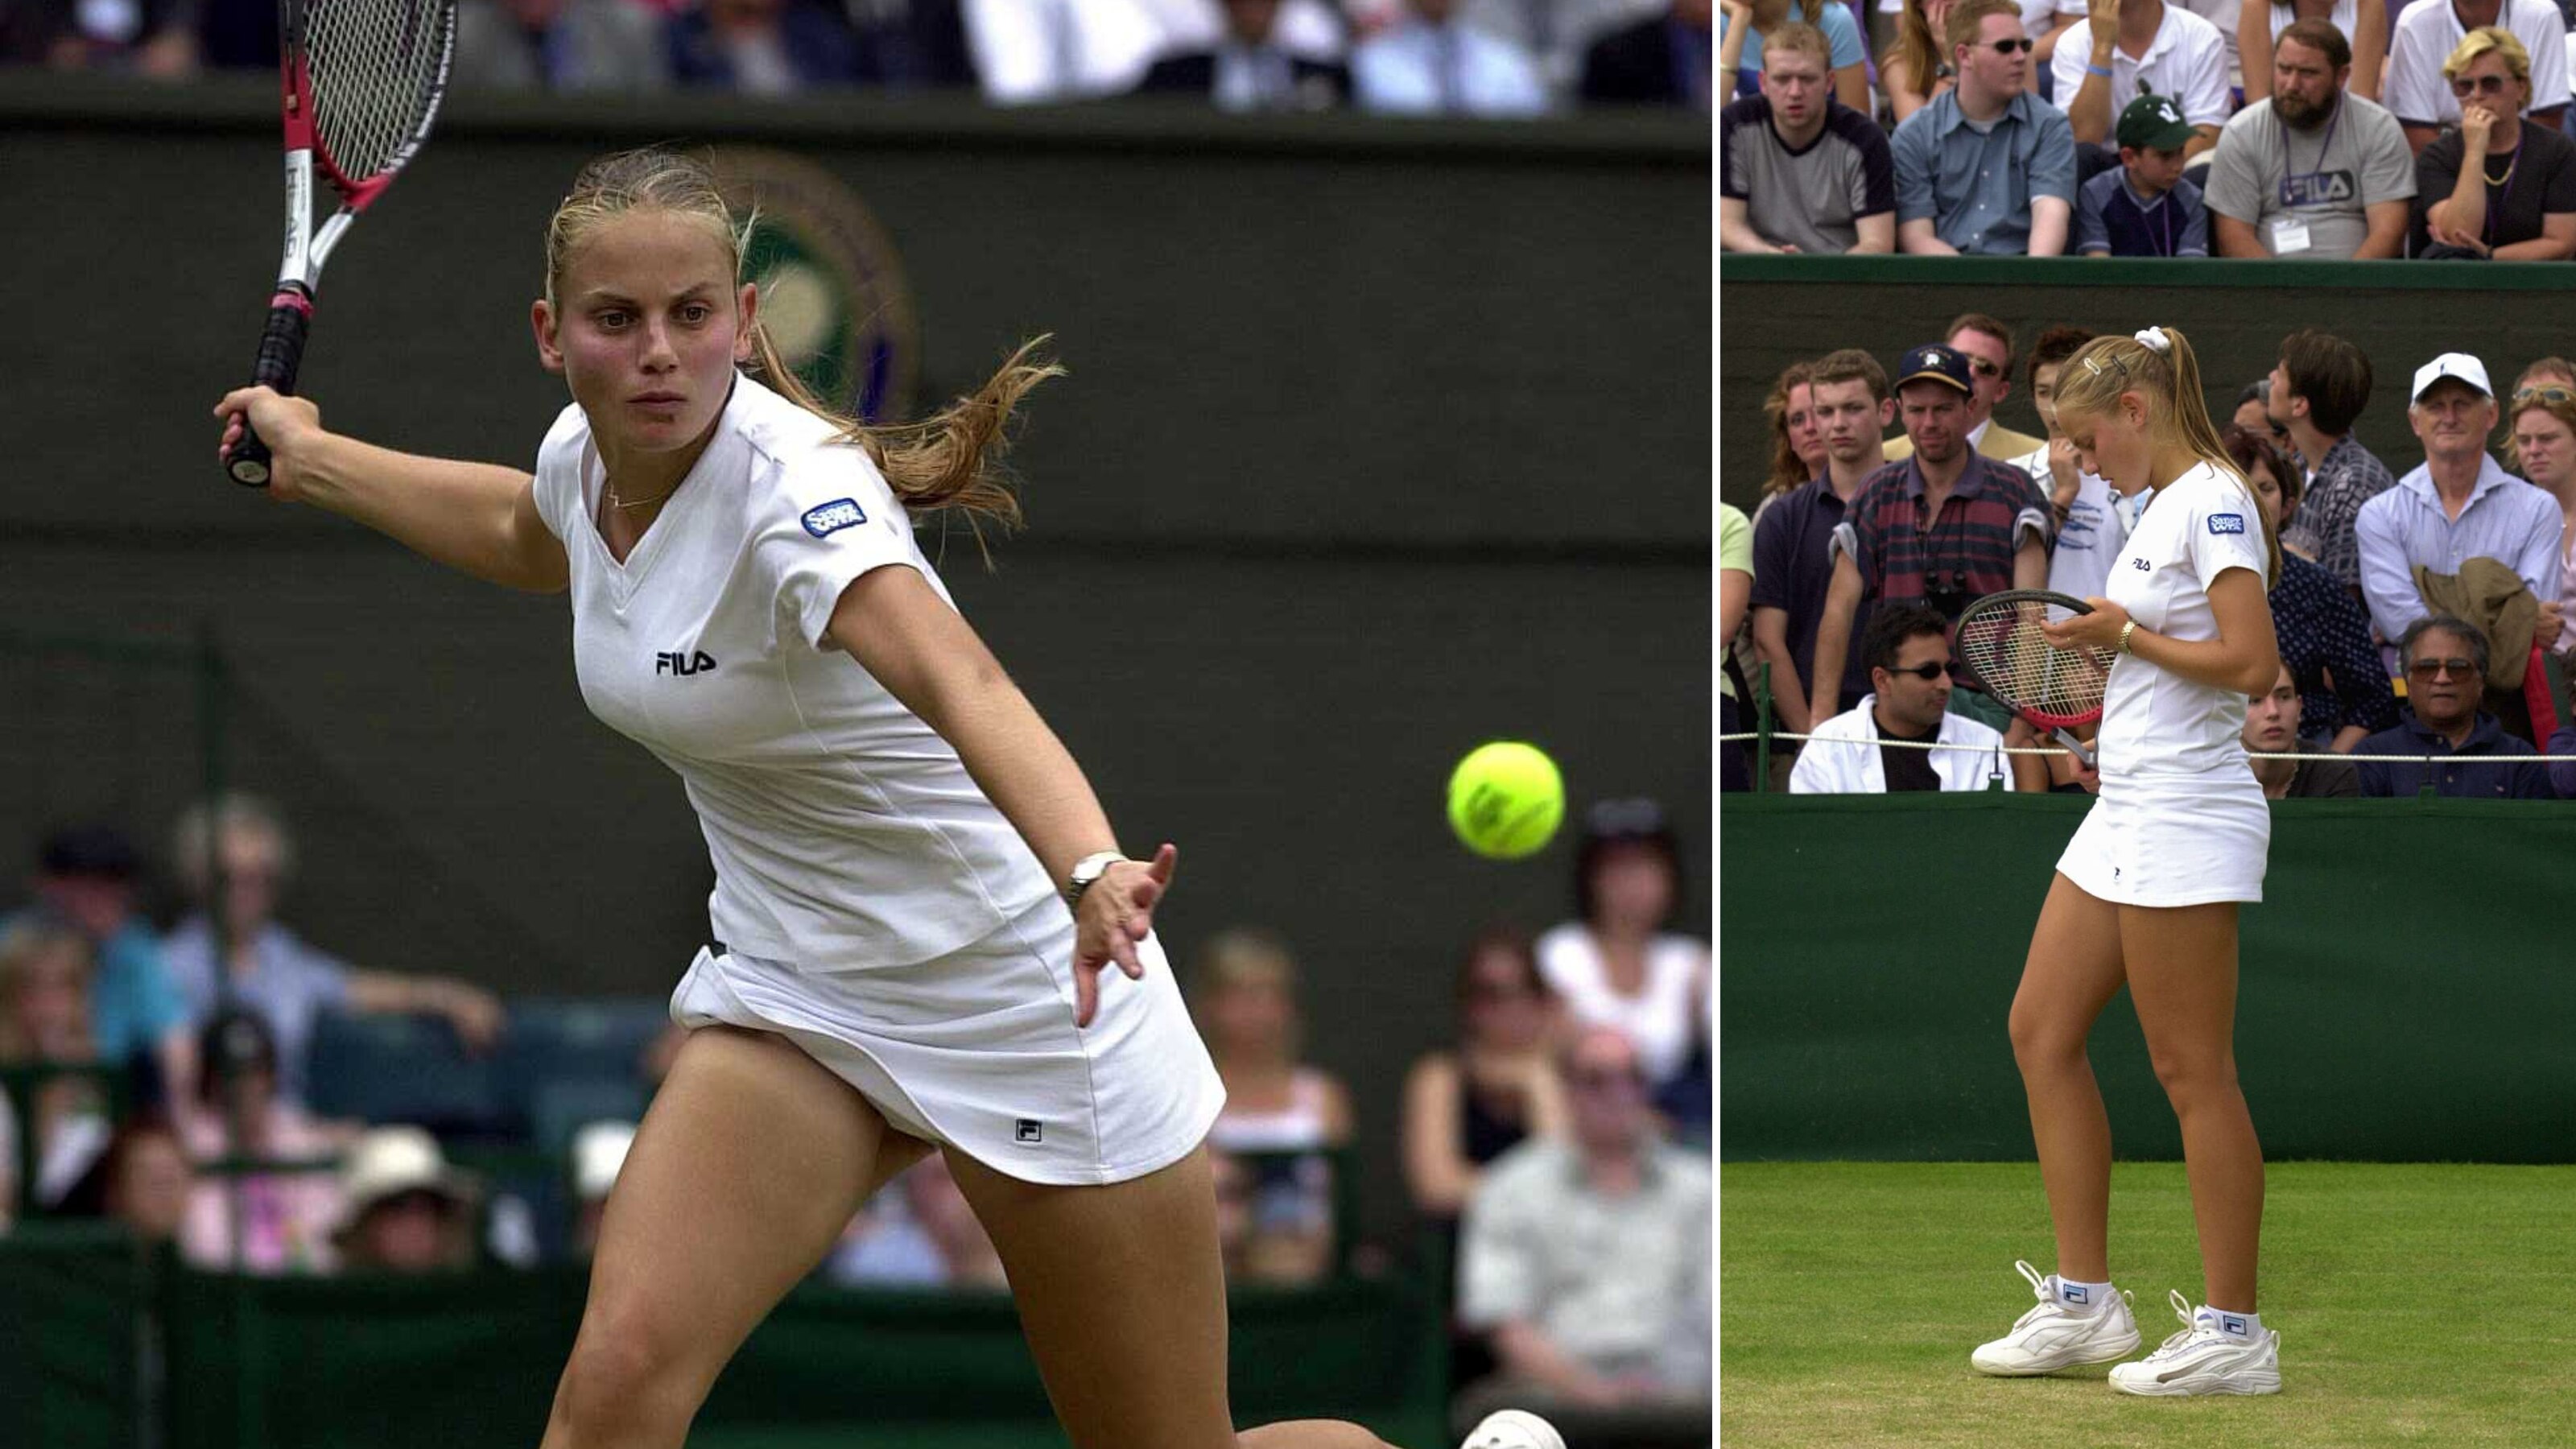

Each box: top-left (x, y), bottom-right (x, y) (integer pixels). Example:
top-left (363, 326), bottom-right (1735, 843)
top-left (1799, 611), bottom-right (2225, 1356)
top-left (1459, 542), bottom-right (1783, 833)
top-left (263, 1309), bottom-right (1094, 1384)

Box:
top-left (1793, 600), bottom-right (2048, 793)
top-left (2349, 616), bottom-right (2555, 797)
top-left (2387, 0), bottom-right (2568, 155)
top-left (2054, 0), bottom-right (2229, 164)
top-left (1891, 0), bottom-right (2077, 255)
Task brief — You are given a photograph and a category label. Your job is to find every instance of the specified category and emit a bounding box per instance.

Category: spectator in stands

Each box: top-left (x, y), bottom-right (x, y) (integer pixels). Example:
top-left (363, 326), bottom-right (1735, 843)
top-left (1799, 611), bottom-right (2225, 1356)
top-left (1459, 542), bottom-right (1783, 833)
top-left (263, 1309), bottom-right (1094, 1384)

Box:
top-left (667, 0), bottom-right (861, 93)
top-left (567, 1118), bottom-right (633, 1259)
top-left (1882, 0), bottom-right (1959, 123)
top-left (1893, 0), bottom-right (2079, 256)
top-left (1535, 800), bottom-right (1711, 1132)
top-left (2235, 380), bottom-right (2297, 463)
top-left (1751, 349), bottom-right (1895, 753)
top-left (1808, 342), bottom-right (2051, 721)
top-left (2075, 92), bottom-right (2213, 255)
top-left (62, 1114), bottom-right (194, 1247)
top-left (160, 795), bottom-right (505, 1108)
top-left (1401, 928), bottom-right (1567, 1224)
top-left (2352, 616), bottom-right (2556, 796)
top-left (14, 824), bottom-right (194, 1113)
top-left (2229, 425), bottom-right (2399, 747)
top-left (2503, 377), bottom-right (2576, 658)
top-left (450, 0), bottom-right (673, 90)
top-left (2014, 327), bottom-right (2130, 606)
top-left (1452, 1026), bottom-right (1711, 1439)
top-left (1581, 0), bottom-right (1716, 106)
top-left (2411, 27), bottom-right (2576, 260)
top-left (2245, 663), bottom-right (2363, 795)
top-left (2386, 0), bottom-right (2567, 154)
top-left (1722, 500), bottom-right (1756, 791)
top-left (2054, 0), bottom-right (2230, 163)
top-left (1887, 315), bottom-right (2050, 466)
top-left (332, 1126), bottom-right (481, 1274)
top-left (1131, 0), bottom-right (1352, 109)
top-left (1759, 361), bottom-right (1826, 505)
top-left (2206, 19), bottom-right (2416, 258)
top-left (2242, 0), bottom-right (2387, 105)
top-left (828, 1152), bottom-right (1012, 1288)
top-left (1458, 0), bottom-right (1665, 105)
top-left (1793, 600), bottom-right (2048, 791)
top-left (0, 916), bottom-right (112, 1208)
top-left (1197, 928), bottom-right (1351, 1286)
top-left (7, 0), bottom-right (196, 75)
top-left (1352, 0), bottom-right (1550, 115)
top-left (1719, 22), bottom-right (1897, 254)
top-left (179, 1008), bottom-right (351, 1274)
top-left (1715, 0), bottom-right (1872, 112)
top-left (2355, 352), bottom-right (2564, 645)
top-left (2270, 328), bottom-right (2396, 591)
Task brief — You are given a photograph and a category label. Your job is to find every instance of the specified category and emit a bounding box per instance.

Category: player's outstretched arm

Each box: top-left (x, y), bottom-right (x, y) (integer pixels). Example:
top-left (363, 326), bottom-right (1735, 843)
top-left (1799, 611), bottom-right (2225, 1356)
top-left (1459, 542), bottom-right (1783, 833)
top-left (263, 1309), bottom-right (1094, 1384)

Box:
top-left (214, 385), bottom-right (568, 594)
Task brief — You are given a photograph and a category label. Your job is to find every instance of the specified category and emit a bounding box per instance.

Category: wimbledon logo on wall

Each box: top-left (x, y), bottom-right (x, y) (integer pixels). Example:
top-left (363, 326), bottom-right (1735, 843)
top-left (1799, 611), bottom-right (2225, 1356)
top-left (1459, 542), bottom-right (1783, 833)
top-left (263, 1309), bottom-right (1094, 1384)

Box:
top-left (709, 147), bottom-right (919, 425)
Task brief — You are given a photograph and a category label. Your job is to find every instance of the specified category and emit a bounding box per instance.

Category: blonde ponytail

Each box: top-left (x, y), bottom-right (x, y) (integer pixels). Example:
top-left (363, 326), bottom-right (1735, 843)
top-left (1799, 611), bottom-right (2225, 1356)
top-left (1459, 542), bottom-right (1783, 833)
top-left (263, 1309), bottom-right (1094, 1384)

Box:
top-left (2055, 326), bottom-right (2283, 585)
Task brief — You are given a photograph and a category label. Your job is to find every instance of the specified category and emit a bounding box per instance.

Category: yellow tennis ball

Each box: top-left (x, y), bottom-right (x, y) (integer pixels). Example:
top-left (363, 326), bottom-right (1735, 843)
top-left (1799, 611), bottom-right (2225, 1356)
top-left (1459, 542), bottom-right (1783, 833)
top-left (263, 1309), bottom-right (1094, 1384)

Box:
top-left (1447, 742), bottom-right (1565, 861)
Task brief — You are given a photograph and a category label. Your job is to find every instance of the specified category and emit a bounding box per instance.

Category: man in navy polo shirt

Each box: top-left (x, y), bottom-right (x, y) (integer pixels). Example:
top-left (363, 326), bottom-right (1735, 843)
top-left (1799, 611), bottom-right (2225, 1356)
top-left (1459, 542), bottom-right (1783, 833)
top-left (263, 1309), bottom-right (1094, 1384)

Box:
top-left (1807, 342), bottom-right (2053, 722)
top-left (2075, 91), bottom-right (2211, 256)
top-left (1750, 348), bottom-right (1893, 768)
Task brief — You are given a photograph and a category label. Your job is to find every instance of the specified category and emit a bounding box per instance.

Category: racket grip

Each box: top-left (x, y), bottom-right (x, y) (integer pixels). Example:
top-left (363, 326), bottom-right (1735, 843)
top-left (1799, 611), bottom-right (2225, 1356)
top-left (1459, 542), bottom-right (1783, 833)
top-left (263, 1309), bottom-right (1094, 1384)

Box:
top-left (225, 287), bottom-right (312, 488)
top-left (2053, 728), bottom-right (2097, 770)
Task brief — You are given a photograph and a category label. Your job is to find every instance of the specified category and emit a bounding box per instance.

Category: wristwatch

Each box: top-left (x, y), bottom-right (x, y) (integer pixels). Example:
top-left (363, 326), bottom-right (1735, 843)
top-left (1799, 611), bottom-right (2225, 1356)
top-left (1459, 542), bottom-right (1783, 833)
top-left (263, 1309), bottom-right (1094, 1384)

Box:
top-left (1063, 851), bottom-right (1128, 908)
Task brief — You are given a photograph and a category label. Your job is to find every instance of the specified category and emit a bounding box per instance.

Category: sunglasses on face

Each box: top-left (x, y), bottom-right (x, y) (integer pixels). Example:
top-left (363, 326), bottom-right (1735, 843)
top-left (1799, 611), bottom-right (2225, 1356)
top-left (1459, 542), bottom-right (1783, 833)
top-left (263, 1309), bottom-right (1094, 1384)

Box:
top-left (1963, 357), bottom-right (2004, 378)
top-left (1885, 661), bottom-right (1952, 681)
top-left (2450, 74), bottom-right (2512, 96)
top-left (1979, 38), bottom-right (2034, 55)
top-left (2407, 658), bottom-right (2479, 679)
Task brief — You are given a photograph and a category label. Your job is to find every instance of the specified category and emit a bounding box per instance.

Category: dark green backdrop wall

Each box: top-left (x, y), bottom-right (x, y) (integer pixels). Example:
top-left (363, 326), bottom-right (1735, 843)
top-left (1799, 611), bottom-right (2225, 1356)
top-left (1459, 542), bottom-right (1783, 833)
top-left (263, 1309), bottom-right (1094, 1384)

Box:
top-left (0, 80), bottom-right (1711, 1246)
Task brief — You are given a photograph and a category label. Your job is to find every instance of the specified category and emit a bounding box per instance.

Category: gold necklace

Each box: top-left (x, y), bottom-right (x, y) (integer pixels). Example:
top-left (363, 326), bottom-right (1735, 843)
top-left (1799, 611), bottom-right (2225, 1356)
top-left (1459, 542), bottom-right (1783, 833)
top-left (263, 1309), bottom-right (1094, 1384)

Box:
top-left (2484, 143), bottom-right (2517, 187)
top-left (606, 477), bottom-right (682, 512)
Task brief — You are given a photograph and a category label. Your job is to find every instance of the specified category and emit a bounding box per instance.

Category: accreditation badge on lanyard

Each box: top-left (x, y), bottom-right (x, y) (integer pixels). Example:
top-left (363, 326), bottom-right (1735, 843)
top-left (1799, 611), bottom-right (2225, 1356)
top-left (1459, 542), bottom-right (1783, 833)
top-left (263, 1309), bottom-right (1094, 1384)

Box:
top-left (2273, 104), bottom-right (2355, 254)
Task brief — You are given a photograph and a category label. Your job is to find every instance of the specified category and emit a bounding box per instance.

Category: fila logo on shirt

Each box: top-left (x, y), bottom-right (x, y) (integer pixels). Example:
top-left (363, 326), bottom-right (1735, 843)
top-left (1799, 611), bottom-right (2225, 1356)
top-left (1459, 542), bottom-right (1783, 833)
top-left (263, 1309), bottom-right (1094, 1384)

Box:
top-left (2208, 514), bottom-right (2247, 535)
top-left (1014, 1118), bottom-right (1044, 1144)
top-left (655, 650), bottom-right (719, 677)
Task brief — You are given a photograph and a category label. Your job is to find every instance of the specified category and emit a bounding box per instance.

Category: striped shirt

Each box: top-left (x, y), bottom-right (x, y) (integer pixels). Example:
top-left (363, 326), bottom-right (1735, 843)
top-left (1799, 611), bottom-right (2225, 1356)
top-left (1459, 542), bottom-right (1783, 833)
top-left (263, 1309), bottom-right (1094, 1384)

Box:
top-left (2353, 455), bottom-right (2566, 643)
top-left (2281, 434), bottom-right (2397, 589)
top-left (1831, 453), bottom-right (2051, 617)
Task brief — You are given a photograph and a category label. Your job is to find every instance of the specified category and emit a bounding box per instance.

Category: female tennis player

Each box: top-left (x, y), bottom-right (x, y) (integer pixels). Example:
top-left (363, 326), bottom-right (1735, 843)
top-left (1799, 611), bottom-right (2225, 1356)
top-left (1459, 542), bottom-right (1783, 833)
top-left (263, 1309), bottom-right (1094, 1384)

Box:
top-left (1967, 326), bottom-right (2286, 1397)
top-left (216, 149), bottom-right (1562, 1449)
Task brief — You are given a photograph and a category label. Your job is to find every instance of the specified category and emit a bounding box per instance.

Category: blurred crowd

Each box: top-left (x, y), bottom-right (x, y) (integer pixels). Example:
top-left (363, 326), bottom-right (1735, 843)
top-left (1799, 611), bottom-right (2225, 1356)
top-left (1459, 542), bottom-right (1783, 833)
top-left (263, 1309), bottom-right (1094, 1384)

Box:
top-left (1, 791), bottom-right (1707, 1435)
top-left (0, 0), bottom-right (1716, 113)
top-left (1719, 316), bottom-right (2576, 796)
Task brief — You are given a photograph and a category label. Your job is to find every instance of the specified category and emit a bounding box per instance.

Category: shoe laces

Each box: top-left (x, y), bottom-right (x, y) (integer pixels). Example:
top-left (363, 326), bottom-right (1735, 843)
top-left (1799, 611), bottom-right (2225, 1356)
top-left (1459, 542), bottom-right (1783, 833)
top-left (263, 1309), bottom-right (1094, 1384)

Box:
top-left (2139, 1290), bottom-right (2229, 1362)
top-left (2006, 1259), bottom-right (2086, 1331)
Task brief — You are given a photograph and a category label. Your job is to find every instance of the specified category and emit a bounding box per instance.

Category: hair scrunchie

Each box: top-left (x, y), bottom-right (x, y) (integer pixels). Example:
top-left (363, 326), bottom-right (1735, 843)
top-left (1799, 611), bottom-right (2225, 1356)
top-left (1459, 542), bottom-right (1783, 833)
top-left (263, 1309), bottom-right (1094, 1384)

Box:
top-left (2133, 327), bottom-right (2173, 353)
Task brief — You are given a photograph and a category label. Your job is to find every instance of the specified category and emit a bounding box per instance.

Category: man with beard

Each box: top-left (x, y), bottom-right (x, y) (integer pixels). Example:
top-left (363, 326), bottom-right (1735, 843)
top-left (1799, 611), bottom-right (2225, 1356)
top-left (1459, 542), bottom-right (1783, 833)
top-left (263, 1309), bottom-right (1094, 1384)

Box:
top-left (2204, 17), bottom-right (2415, 258)
top-left (1719, 23), bottom-right (1896, 254)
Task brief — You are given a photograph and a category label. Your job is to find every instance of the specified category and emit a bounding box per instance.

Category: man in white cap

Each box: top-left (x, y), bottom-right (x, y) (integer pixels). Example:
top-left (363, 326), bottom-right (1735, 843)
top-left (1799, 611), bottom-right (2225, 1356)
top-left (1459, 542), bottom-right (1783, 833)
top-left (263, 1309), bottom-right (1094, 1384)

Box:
top-left (332, 1125), bottom-right (479, 1274)
top-left (2353, 352), bottom-right (2566, 645)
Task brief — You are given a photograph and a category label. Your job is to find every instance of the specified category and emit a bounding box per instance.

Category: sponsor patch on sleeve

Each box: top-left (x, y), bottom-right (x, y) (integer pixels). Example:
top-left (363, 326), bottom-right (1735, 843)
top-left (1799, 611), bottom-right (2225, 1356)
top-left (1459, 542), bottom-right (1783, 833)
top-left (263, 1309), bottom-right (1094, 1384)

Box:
top-left (800, 498), bottom-right (868, 538)
top-left (2207, 513), bottom-right (2246, 535)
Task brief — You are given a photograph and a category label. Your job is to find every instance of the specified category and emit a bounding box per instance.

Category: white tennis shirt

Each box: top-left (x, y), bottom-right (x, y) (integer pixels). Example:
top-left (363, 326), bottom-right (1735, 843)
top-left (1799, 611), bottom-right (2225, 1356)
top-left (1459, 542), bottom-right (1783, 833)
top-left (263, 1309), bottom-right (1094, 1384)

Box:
top-left (530, 374), bottom-right (1056, 970)
top-left (2097, 461), bottom-right (2272, 777)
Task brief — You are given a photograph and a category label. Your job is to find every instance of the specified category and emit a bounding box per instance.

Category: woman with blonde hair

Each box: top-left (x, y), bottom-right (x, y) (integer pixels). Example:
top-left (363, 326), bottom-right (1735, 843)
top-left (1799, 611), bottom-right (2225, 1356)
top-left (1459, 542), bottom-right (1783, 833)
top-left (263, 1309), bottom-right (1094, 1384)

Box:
top-left (1970, 326), bottom-right (2289, 1397)
top-left (1880, 0), bottom-right (1960, 122)
top-left (2241, 0), bottom-right (2386, 103)
top-left (2413, 26), bottom-right (2576, 261)
top-left (216, 147), bottom-right (1554, 1449)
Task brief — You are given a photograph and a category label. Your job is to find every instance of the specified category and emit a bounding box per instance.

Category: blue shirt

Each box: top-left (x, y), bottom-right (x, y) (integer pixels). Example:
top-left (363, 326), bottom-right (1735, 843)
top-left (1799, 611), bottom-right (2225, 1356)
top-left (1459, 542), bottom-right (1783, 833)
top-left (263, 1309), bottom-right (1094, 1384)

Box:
top-left (2351, 711), bottom-right (2556, 799)
top-left (1891, 90), bottom-right (2078, 255)
top-left (0, 910), bottom-right (186, 1064)
top-left (160, 917), bottom-right (354, 1104)
top-left (2353, 455), bottom-right (2566, 643)
top-left (1721, 1), bottom-right (1866, 92)
top-left (1352, 19), bottom-right (1550, 117)
top-left (2075, 170), bottom-right (2210, 258)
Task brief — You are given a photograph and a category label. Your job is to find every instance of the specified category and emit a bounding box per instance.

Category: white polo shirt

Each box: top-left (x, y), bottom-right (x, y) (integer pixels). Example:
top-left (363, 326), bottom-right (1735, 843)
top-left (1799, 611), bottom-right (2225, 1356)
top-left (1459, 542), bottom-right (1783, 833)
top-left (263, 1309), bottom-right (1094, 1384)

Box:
top-left (2013, 444), bottom-right (2132, 604)
top-left (2097, 462), bottom-right (2272, 778)
top-left (2384, 0), bottom-right (2570, 129)
top-left (1789, 696), bottom-right (2018, 793)
top-left (529, 374), bottom-right (1056, 971)
top-left (2050, 3), bottom-right (2234, 127)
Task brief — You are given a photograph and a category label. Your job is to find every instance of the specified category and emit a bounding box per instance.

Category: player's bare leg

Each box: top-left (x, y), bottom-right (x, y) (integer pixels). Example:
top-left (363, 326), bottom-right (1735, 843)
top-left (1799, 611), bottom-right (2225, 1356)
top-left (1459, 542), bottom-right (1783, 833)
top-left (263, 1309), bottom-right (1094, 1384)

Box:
top-left (539, 1026), bottom-right (932, 1449)
top-left (2120, 901), bottom-right (2262, 1312)
top-left (943, 1141), bottom-right (1397, 1449)
top-left (2008, 873), bottom-right (2130, 1283)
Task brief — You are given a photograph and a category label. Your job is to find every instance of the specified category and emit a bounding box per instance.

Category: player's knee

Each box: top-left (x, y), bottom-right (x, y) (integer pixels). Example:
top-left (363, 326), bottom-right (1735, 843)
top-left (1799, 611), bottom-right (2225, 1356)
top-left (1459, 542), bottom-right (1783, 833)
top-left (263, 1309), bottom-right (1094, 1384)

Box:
top-left (2145, 1046), bottom-right (2238, 1104)
top-left (554, 1304), bottom-right (702, 1434)
top-left (2007, 1003), bottom-right (2079, 1071)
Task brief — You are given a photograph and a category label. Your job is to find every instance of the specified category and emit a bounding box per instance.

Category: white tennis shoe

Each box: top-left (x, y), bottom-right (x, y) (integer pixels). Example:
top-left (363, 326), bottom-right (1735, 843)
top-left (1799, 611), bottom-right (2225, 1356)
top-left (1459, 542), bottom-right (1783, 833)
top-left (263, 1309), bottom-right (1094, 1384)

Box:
top-left (1457, 1410), bottom-right (1567, 1449)
top-left (2108, 1291), bottom-right (2282, 1397)
top-left (1971, 1260), bottom-right (2141, 1375)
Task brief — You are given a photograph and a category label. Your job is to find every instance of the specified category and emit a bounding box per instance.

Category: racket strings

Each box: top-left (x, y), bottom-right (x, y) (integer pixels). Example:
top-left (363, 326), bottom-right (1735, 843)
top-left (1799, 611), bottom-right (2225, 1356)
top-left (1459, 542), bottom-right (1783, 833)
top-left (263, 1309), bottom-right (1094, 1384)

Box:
top-left (306, 0), bottom-right (452, 184)
top-left (1956, 606), bottom-right (2115, 721)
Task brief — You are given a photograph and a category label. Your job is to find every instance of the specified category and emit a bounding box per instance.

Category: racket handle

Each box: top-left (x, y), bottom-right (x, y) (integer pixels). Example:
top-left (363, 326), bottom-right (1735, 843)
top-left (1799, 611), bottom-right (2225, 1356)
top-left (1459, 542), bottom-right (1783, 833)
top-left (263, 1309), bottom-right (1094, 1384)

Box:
top-left (225, 287), bottom-right (312, 488)
top-left (2053, 728), bottom-right (2097, 770)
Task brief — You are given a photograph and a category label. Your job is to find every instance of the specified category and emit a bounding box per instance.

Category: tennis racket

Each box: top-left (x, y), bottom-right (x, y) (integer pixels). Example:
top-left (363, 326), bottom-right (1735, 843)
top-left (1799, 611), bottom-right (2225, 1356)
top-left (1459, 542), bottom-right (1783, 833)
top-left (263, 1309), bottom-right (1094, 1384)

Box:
top-left (222, 0), bottom-right (458, 487)
top-left (1955, 589), bottom-right (2118, 771)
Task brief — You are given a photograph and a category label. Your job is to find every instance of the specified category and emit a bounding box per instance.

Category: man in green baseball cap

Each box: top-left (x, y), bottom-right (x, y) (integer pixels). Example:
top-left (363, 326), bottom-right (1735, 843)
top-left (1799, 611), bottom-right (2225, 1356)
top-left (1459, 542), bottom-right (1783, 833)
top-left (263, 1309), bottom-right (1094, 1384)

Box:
top-left (2074, 90), bottom-right (2211, 257)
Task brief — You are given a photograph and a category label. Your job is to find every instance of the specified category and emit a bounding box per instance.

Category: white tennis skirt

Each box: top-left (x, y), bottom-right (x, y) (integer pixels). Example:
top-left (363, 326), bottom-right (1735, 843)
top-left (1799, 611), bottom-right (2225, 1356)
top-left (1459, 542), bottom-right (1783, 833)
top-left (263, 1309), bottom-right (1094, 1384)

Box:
top-left (2056, 767), bottom-right (2272, 907)
top-left (668, 896), bottom-right (1226, 1187)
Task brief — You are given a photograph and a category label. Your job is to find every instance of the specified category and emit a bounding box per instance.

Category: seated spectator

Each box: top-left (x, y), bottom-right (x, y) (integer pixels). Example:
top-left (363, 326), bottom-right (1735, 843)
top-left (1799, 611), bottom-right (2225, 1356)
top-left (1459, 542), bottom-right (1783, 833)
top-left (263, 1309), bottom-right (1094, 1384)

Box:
top-left (1751, 349), bottom-right (1896, 757)
top-left (180, 1009), bottom-right (352, 1275)
top-left (1353, 0), bottom-right (1551, 115)
top-left (1581, 0), bottom-right (1717, 106)
top-left (2503, 377), bottom-right (2576, 658)
top-left (2386, 0), bottom-right (2567, 153)
top-left (2053, 0), bottom-right (2230, 163)
top-left (2242, 0), bottom-right (2388, 103)
top-left (2075, 92), bottom-right (2213, 255)
top-left (332, 1126), bottom-right (482, 1274)
top-left (2227, 423), bottom-right (2400, 746)
top-left (1893, 0), bottom-right (2079, 255)
top-left (1401, 928), bottom-right (1567, 1225)
top-left (2411, 27), bottom-right (2576, 259)
top-left (450, 0), bottom-right (672, 90)
top-left (2235, 379), bottom-right (2296, 460)
top-left (567, 1119), bottom-right (634, 1259)
top-left (12, 824), bottom-right (193, 1113)
top-left (1760, 361), bottom-right (1829, 507)
top-left (828, 1153), bottom-right (1010, 1290)
top-left (161, 795), bottom-right (505, 1107)
top-left (1884, 313), bottom-right (2050, 464)
top-left (2245, 663), bottom-right (2363, 795)
top-left (1715, 0), bottom-right (1872, 111)
top-left (2017, 326), bottom-right (2131, 605)
top-left (1719, 23), bottom-right (1898, 254)
top-left (2206, 19), bottom-right (2416, 258)
top-left (1808, 343), bottom-right (2051, 721)
top-left (1535, 800), bottom-right (1711, 1129)
top-left (1882, 0), bottom-right (1960, 124)
top-left (0, 916), bottom-right (112, 1208)
top-left (1793, 600), bottom-right (2048, 791)
top-left (60, 1114), bottom-right (195, 1248)
top-left (1130, 0), bottom-right (1352, 109)
top-left (2352, 615), bottom-right (2555, 795)
top-left (1197, 929), bottom-right (1352, 1286)
top-left (2270, 328), bottom-right (2399, 590)
top-left (2355, 352), bottom-right (2563, 645)
top-left (1451, 1027), bottom-right (1710, 1441)
top-left (667, 0), bottom-right (861, 94)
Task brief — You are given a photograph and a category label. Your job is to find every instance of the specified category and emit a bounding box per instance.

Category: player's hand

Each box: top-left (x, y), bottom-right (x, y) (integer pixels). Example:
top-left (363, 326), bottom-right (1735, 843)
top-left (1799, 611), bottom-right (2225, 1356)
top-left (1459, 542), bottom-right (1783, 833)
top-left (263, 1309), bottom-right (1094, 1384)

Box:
top-left (215, 386), bottom-right (325, 500)
top-left (2070, 751), bottom-right (2102, 793)
top-left (2041, 597), bottom-right (2131, 651)
top-left (1071, 843), bottom-right (1177, 1029)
